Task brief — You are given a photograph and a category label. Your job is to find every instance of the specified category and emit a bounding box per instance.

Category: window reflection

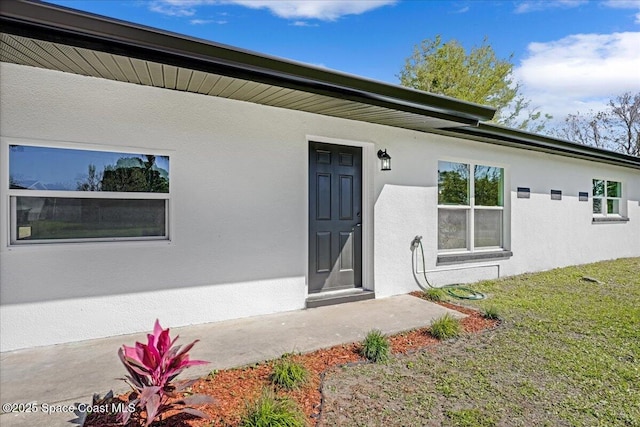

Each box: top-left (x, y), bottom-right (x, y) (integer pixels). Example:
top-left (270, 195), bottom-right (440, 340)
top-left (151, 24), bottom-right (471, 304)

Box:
top-left (474, 165), bottom-right (504, 206)
top-left (9, 145), bottom-right (169, 193)
top-left (438, 161), bottom-right (469, 205)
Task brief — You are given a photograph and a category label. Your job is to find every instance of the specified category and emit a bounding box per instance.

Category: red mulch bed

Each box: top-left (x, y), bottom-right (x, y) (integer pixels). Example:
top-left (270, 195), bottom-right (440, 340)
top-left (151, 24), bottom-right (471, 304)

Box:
top-left (85, 295), bottom-right (498, 426)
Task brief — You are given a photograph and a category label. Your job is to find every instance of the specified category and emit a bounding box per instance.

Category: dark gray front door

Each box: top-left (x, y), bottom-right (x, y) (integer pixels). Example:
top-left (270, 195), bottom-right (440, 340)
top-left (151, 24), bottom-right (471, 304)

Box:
top-left (309, 142), bottom-right (362, 293)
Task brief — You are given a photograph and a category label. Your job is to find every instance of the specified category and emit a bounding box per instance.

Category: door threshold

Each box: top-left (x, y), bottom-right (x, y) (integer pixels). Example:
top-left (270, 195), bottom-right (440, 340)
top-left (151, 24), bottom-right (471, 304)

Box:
top-left (306, 288), bottom-right (375, 309)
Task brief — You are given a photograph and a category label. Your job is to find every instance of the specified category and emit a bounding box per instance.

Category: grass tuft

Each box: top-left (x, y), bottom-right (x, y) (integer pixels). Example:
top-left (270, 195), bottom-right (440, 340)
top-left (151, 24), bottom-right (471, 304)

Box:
top-left (482, 305), bottom-right (501, 320)
top-left (423, 287), bottom-right (446, 302)
top-left (240, 389), bottom-right (306, 427)
top-left (361, 329), bottom-right (390, 363)
top-left (270, 356), bottom-right (309, 390)
top-left (430, 313), bottom-right (461, 340)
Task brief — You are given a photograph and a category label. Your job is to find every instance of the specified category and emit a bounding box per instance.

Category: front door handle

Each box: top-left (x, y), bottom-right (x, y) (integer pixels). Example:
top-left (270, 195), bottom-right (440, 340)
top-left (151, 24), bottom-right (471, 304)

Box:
top-left (352, 223), bottom-right (361, 231)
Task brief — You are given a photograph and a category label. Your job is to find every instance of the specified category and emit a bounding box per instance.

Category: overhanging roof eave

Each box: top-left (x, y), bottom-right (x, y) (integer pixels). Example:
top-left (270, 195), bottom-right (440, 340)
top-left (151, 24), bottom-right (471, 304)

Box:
top-left (439, 122), bottom-right (640, 170)
top-left (0, 0), bottom-right (495, 127)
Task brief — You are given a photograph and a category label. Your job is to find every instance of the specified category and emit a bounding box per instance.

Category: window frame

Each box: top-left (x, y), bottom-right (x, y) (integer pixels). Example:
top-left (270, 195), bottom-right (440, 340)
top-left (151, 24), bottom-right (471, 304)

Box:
top-left (592, 178), bottom-right (623, 218)
top-left (437, 160), bottom-right (506, 254)
top-left (5, 140), bottom-right (171, 246)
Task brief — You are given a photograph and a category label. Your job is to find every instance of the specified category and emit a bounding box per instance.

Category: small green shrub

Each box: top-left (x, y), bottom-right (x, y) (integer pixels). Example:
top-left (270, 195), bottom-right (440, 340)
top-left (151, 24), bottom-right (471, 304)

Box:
top-left (361, 329), bottom-right (390, 363)
top-left (482, 306), bottom-right (501, 320)
top-left (430, 313), bottom-right (461, 340)
top-left (423, 287), bottom-right (446, 302)
top-left (270, 356), bottom-right (309, 390)
top-left (241, 389), bottom-right (306, 427)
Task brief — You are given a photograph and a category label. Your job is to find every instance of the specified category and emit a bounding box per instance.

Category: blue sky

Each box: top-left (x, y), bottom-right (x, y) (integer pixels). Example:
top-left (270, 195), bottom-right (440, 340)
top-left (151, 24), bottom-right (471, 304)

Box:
top-left (47, 0), bottom-right (640, 126)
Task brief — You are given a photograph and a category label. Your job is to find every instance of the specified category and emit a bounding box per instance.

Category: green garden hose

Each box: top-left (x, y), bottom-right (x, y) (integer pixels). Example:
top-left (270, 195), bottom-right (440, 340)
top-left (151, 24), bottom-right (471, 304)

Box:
top-left (412, 236), bottom-right (486, 301)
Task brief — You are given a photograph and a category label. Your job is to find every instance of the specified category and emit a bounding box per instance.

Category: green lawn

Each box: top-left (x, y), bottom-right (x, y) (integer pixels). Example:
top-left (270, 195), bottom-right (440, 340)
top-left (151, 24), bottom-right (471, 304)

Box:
top-left (320, 258), bottom-right (640, 427)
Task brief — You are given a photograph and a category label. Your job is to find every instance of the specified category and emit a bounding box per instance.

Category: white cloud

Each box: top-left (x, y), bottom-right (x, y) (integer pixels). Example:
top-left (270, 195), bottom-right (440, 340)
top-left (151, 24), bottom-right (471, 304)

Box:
top-left (231, 0), bottom-right (396, 20)
top-left (291, 21), bottom-right (319, 27)
top-left (156, 0), bottom-right (209, 6)
top-left (514, 0), bottom-right (587, 14)
top-left (514, 0), bottom-right (640, 22)
top-left (514, 32), bottom-right (640, 122)
top-left (190, 18), bottom-right (227, 24)
top-left (603, 0), bottom-right (640, 23)
top-left (149, 2), bottom-right (196, 17)
top-left (603, 0), bottom-right (640, 8)
top-left (148, 0), bottom-right (396, 21)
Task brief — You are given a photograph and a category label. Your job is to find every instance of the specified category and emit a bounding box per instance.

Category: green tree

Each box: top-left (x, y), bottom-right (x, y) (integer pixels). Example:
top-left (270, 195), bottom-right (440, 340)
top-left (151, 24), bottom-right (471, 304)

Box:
top-left (76, 164), bottom-right (102, 191)
top-left (101, 156), bottom-right (169, 193)
top-left (556, 92), bottom-right (639, 157)
top-left (142, 155), bottom-right (170, 193)
top-left (398, 35), bottom-right (551, 132)
top-left (474, 166), bottom-right (502, 206)
top-left (101, 159), bottom-right (147, 192)
top-left (438, 168), bottom-right (469, 205)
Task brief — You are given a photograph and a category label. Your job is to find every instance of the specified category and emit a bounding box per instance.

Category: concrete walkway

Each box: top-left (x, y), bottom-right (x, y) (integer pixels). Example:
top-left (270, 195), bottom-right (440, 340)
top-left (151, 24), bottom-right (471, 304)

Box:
top-left (0, 295), bottom-right (463, 426)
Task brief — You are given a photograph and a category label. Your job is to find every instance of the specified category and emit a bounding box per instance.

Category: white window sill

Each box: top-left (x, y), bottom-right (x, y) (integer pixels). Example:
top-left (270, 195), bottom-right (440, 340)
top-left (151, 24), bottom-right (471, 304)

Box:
top-left (6, 238), bottom-right (172, 252)
top-left (437, 250), bottom-right (512, 265)
top-left (592, 216), bottom-right (629, 223)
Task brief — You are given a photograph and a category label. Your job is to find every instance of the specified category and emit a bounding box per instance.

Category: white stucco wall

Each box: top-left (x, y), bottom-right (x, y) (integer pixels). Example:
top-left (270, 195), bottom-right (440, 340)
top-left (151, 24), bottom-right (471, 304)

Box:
top-left (1, 62), bottom-right (639, 351)
top-left (373, 135), bottom-right (640, 298)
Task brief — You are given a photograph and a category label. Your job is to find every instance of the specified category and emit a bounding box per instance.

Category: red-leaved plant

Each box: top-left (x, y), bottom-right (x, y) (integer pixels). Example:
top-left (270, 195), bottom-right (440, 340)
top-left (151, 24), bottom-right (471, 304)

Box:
top-left (118, 320), bottom-right (214, 426)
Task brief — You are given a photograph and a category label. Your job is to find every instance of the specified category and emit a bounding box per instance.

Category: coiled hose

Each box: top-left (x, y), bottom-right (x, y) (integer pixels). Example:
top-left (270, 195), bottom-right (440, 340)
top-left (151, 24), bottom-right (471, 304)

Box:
top-left (411, 236), bottom-right (485, 300)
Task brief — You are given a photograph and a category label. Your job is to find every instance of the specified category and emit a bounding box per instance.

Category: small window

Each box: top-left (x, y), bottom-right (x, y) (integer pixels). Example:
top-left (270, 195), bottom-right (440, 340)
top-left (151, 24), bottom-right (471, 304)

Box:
top-left (8, 144), bottom-right (170, 244)
top-left (592, 179), bottom-right (621, 216)
top-left (438, 161), bottom-right (504, 252)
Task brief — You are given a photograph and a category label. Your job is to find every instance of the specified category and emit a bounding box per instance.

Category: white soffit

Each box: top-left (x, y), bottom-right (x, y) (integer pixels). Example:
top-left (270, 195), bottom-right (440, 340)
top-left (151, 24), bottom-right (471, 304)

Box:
top-left (0, 33), bottom-right (462, 131)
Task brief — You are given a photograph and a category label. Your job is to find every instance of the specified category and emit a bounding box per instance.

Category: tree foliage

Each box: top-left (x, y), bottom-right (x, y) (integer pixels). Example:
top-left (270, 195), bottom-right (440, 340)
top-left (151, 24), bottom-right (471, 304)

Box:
top-left (398, 35), bottom-right (551, 132)
top-left (474, 166), bottom-right (502, 206)
top-left (399, 35), bottom-right (515, 108)
top-left (76, 164), bottom-right (102, 191)
top-left (76, 155), bottom-right (169, 193)
top-left (556, 92), bottom-right (640, 157)
top-left (438, 170), bottom-right (468, 205)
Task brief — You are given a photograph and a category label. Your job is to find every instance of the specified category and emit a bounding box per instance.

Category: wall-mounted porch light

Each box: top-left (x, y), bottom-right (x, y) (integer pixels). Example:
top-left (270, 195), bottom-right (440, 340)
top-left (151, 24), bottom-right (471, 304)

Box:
top-left (377, 149), bottom-right (391, 171)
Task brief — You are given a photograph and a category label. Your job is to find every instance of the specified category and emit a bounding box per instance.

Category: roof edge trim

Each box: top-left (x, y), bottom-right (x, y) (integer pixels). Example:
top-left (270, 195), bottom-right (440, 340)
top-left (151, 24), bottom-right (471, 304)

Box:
top-left (0, 0), bottom-right (496, 125)
top-left (440, 122), bottom-right (640, 170)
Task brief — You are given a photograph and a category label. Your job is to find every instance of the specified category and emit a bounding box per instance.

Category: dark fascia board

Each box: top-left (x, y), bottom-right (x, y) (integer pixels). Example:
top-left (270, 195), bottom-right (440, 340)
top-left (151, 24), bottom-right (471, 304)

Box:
top-left (0, 0), bottom-right (495, 126)
top-left (441, 122), bottom-right (640, 170)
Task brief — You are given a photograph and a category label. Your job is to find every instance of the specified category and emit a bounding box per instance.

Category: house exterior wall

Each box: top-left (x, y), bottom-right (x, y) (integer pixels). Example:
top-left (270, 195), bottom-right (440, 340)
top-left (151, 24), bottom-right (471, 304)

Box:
top-left (1, 62), bottom-right (638, 351)
top-left (373, 135), bottom-right (640, 297)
